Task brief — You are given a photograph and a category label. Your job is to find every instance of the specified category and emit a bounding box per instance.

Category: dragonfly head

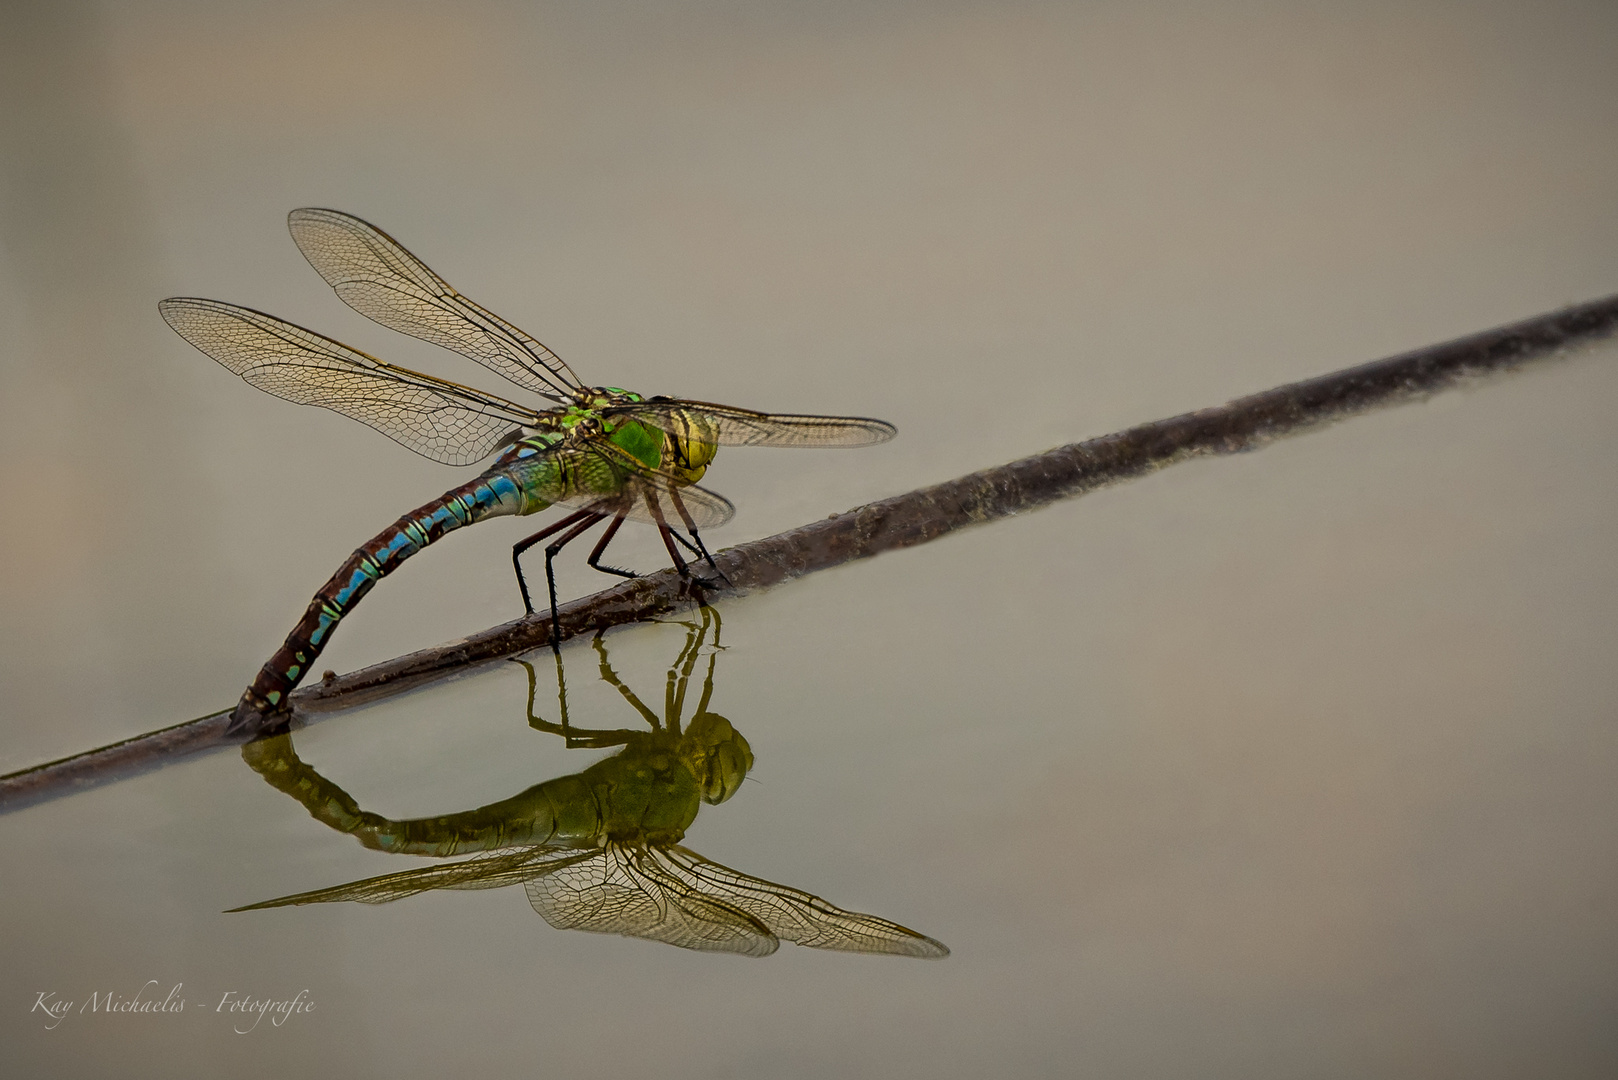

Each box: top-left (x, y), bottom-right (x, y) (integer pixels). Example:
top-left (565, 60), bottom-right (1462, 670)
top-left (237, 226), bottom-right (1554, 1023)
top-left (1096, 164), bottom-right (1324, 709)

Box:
top-left (680, 713), bottom-right (752, 804)
top-left (647, 396), bottom-right (721, 477)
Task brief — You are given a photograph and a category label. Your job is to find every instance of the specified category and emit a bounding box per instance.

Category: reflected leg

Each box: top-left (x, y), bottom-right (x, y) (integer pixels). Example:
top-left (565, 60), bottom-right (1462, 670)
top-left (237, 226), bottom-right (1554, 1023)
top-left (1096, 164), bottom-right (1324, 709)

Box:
top-left (676, 606), bottom-right (725, 722)
top-left (513, 654), bottom-right (639, 748)
top-left (591, 631), bottom-right (661, 730)
top-left (666, 614), bottom-right (709, 731)
top-left (514, 655), bottom-right (571, 737)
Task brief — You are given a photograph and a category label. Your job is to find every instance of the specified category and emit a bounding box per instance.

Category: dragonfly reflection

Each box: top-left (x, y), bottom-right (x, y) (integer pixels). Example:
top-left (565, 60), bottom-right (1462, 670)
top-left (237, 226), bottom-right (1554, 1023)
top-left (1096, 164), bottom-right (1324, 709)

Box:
top-left (231, 608), bottom-right (946, 958)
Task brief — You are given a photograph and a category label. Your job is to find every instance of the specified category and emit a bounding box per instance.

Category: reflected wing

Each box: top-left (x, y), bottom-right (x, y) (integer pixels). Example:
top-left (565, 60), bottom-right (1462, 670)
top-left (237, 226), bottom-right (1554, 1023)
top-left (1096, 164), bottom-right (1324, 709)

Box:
top-left (225, 848), bottom-right (590, 911)
top-left (656, 846), bottom-right (950, 957)
top-left (524, 843), bottom-right (779, 956)
top-left (288, 208), bottom-right (582, 402)
top-left (539, 444), bottom-right (736, 530)
top-left (610, 400), bottom-right (897, 448)
top-left (161, 298), bottom-right (551, 466)
top-left (227, 841), bottom-right (944, 959)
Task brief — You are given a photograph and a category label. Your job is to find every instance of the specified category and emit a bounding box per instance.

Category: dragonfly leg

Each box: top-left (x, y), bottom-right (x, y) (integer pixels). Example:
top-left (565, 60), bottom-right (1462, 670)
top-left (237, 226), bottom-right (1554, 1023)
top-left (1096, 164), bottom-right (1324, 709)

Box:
top-left (512, 653), bottom-right (639, 747)
top-left (667, 489), bottom-right (729, 586)
top-left (585, 513), bottom-right (637, 581)
top-left (541, 512), bottom-right (610, 650)
top-left (656, 524), bottom-right (691, 577)
top-left (687, 530), bottom-right (728, 585)
top-left (592, 632), bottom-right (662, 730)
top-left (642, 494), bottom-right (692, 578)
top-left (666, 528), bottom-right (727, 589)
top-left (512, 509), bottom-right (600, 616)
top-left (513, 656), bottom-right (565, 737)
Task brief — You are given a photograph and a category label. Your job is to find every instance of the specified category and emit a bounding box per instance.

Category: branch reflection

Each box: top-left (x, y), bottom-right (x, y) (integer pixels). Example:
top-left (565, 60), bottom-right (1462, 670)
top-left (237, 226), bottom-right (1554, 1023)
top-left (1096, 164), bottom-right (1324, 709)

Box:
top-left (231, 607), bottom-right (946, 959)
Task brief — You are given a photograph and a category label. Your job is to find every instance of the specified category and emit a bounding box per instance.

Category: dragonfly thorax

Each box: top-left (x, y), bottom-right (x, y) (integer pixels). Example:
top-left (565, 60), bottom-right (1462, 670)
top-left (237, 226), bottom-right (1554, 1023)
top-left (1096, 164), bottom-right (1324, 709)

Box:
top-left (561, 415), bottom-right (605, 444)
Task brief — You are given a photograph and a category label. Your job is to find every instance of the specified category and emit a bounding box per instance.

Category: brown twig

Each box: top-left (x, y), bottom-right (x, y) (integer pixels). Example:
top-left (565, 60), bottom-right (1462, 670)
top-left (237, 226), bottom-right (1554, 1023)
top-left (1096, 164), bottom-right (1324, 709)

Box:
top-left (3, 293), bottom-right (1615, 814)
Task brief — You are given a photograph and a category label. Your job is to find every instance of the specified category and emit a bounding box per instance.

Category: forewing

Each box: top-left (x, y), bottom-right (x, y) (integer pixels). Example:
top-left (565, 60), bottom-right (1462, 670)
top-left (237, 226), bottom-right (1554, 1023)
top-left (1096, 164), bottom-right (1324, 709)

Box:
top-left (613, 400), bottom-right (897, 448)
top-left (288, 208), bottom-right (582, 400)
top-left (656, 846), bottom-right (950, 957)
top-left (523, 843), bottom-right (778, 956)
top-left (225, 848), bottom-right (574, 911)
top-left (161, 297), bottom-right (548, 465)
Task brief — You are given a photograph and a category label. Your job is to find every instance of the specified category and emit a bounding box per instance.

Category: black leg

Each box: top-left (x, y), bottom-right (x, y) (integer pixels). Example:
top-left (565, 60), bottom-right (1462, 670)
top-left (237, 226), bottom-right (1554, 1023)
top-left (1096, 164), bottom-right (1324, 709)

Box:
top-left (668, 528), bottom-right (702, 557)
top-left (668, 488), bottom-right (729, 585)
top-left (687, 529), bottom-right (728, 584)
top-left (665, 529), bottom-right (721, 587)
top-left (512, 509), bottom-right (599, 616)
top-left (585, 514), bottom-right (637, 580)
top-left (542, 512), bottom-right (608, 650)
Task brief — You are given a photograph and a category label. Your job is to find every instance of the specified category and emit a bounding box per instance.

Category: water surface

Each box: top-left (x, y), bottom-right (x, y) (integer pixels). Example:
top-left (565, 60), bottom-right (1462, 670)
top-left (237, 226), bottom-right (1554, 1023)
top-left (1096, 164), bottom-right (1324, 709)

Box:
top-left (3, 2), bottom-right (1617, 1075)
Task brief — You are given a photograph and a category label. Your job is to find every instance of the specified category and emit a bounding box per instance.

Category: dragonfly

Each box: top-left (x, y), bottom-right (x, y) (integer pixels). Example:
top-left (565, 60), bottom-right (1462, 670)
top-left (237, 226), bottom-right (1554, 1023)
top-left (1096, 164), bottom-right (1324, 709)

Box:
top-left (231, 608), bottom-right (947, 959)
top-left (161, 208), bottom-right (895, 734)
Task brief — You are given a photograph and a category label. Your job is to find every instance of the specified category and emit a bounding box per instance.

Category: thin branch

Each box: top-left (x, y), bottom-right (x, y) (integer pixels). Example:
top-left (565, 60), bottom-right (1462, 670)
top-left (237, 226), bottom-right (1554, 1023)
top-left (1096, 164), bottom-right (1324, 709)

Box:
top-left (4, 293), bottom-right (1616, 814)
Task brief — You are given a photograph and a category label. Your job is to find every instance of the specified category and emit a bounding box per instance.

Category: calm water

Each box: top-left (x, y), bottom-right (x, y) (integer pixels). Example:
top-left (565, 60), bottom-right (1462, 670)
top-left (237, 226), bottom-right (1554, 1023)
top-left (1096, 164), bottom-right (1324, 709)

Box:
top-left (4, 2), bottom-right (1618, 1076)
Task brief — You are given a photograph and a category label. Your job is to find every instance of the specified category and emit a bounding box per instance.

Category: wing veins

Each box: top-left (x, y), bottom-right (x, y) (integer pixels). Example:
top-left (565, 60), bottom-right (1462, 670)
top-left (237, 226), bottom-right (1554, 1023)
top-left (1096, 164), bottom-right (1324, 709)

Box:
top-left (160, 297), bottom-right (551, 465)
top-left (289, 207), bottom-right (583, 401)
top-left (611, 400), bottom-right (898, 448)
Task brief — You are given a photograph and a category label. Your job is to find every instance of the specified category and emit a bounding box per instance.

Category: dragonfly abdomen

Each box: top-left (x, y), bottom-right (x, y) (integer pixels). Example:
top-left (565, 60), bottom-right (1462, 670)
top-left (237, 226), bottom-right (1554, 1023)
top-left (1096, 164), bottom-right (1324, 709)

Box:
top-left (243, 732), bottom-right (572, 856)
top-left (229, 472), bottom-right (527, 733)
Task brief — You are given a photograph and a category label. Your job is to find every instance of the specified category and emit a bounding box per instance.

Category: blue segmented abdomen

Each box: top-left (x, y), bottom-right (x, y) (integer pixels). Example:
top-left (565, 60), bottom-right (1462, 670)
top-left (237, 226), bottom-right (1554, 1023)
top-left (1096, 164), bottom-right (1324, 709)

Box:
top-left (231, 469), bottom-right (532, 729)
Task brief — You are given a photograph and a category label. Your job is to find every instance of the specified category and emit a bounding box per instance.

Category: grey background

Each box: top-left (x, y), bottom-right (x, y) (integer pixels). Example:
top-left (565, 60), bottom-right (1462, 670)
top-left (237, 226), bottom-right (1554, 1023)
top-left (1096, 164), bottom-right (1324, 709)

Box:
top-left (2, 1), bottom-right (1616, 1075)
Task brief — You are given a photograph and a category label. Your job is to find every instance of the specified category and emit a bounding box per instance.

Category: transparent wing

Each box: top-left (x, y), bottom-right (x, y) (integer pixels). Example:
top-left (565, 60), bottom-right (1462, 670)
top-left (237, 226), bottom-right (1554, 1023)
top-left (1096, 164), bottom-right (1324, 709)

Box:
top-left (523, 842), bottom-right (779, 956)
top-left (225, 848), bottom-right (589, 911)
top-left (227, 841), bottom-right (945, 959)
top-left (610, 399), bottom-right (897, 448)
top-left (161, 298), bottom-right (551, 466)
top-left (605, 467), bottom-right (736, 531)
top-left (288, 208), bottom-right (582, 401)
top-left (534, 443), bottom-right (736, 530)
top-left (656, 845), bottom-right (950, 957)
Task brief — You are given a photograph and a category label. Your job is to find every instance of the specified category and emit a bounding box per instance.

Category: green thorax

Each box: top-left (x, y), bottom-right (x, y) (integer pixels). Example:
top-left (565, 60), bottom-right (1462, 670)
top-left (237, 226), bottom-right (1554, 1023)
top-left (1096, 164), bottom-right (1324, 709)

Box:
top-left (491, 388), bottom-right (719, 509)
top-left (470, 737), bottom-right (706, 849)
top-left (576, 738), bottom-right (705, 844)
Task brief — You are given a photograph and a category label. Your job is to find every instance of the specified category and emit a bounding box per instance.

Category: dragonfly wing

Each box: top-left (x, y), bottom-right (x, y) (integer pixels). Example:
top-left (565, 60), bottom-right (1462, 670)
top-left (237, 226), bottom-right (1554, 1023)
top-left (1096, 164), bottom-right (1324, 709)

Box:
top-left (656, 845), bottom-right (950, 957)
top-left (288, 208), bottom-right (582, 401)
top-left (523, 843), bottom-right (779, 956)
top-left (616, 469), bottom-right (736, 531)
top-left (161, 298), bottom-right (550, 466)
top-left (611, 400), bottom-right (897, 448)
top-left (535, 445), bottom-right (736, 530)
top-left (225, 848), bottom-right (577, 911)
